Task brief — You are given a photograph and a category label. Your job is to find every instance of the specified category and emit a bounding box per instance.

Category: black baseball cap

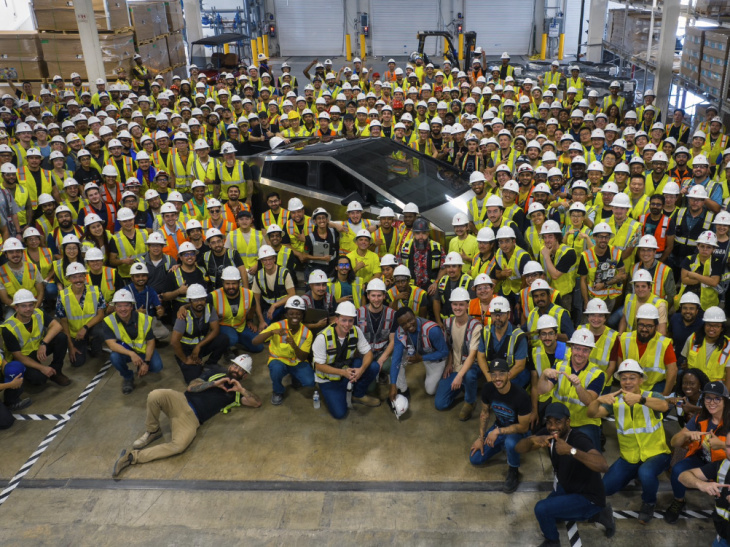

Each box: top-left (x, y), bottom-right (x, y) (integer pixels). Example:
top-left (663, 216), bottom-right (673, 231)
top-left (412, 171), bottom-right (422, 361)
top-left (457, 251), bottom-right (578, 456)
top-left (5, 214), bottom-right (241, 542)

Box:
top-left (544, 402), bottom-right (571, 419)
top-left (489, 359), bottom-right (509, 373)
top-left (702, 381), bottom-right (730, 398)
top-left (412, 218), bottom-right (430, 233)
top-left (236, 210), bottom-right (252, 219)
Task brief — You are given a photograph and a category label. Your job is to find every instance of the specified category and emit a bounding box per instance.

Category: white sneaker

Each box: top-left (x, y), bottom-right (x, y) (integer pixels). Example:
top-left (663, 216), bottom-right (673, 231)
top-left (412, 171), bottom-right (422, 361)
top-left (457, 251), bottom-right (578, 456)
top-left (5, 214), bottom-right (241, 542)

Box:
top-left (132, 429), bottom-right (162, 449)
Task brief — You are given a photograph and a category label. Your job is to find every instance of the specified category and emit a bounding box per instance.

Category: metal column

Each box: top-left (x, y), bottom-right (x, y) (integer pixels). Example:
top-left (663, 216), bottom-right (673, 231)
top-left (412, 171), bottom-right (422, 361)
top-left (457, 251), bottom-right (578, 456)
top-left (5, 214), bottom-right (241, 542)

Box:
top-left (586, 0), bottom-right (608, 62)
top-left (183, 0), bottom-right (205, 66)
top-left (72, 0), bottom-right (106, 83)
top-left (655, 0), bottom-right (680, 115)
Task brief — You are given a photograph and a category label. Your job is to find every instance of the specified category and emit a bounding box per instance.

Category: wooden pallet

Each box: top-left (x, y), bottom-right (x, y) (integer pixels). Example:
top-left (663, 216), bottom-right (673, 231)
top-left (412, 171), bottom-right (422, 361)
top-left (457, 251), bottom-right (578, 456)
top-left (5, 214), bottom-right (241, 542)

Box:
top-left (135, 33), bottom-right (169, 46)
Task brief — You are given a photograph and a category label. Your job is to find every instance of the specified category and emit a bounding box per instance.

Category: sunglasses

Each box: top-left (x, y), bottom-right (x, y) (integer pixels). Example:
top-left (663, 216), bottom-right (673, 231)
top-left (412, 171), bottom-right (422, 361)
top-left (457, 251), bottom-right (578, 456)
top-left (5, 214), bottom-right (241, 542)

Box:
top-left (209, 208), bottom-right (221, 213)
top-left (338, 263), bottom-right (351, 269)
top-left (180, 251), bottom-right (196, 257)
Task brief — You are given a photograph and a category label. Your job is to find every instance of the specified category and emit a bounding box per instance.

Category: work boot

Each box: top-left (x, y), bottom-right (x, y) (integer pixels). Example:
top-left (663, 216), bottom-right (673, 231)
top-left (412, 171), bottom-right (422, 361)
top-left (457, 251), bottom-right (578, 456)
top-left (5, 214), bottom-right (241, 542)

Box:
top-left (664, 498), bottom-right (685, 524)
top-left (112, 449), bottom-right (133, 478)
top-left (8, 398), bottom-right (32, 412)
top-left (271, 393), bottom-right (284, 406)
top-left (352, 395), bottom-right (381, 407)
top-left (50, 372), bottom-right (71, 386)
top-left (122, 378), bottom-right (135, 394)
top-left (638, 502), bottom-right (656, 524)
top-left (459, 402), bottom-right (474, 421)
top-left (503, 466), bottom-right (520, 493)
top-left (132, 428), bottom-right (162, 449)
top-left (595, 503), bottom-right (616, 538)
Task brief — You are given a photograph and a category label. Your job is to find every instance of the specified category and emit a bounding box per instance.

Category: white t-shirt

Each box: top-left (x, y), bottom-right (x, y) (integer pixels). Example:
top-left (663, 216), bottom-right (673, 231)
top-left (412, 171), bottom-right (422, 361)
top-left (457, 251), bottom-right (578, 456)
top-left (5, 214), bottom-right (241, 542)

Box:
top-left (312, 325), bottom-right (372, 383)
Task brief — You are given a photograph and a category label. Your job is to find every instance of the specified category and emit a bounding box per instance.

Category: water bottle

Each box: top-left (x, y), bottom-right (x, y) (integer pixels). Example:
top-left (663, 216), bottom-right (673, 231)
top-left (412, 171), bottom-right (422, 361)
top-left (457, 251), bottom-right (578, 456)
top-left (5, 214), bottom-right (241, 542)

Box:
top-left (313, 389), bottom-right (320, 409)
top-left (346, 381), bottom-right (353, 408)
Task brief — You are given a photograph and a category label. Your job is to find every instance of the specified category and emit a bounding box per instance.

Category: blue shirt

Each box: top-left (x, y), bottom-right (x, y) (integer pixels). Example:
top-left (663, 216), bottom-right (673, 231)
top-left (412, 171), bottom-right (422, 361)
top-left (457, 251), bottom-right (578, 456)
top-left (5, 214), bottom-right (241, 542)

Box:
top-left (478, 322), bottom-right (529, 362)
top-left (390, 323), bottom-right (449, 384)
top-left (669, 311), bottom-right (703, 366)
top-left (125, 283), bottom-right (161, 315)
top-left (691, 177), bottom-right (723, 206)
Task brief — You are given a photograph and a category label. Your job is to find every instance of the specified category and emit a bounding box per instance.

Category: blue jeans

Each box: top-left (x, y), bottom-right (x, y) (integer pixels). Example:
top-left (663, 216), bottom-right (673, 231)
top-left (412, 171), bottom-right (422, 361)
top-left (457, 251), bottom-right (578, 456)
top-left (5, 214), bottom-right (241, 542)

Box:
top-left (714, 536), bottom-right (729, 547)
top-left (269, 359), bottom-right (315, 395)
top-left (535, 485), bottom-right (603, 542)
top-left (512, 367), bottom-right (530, 389)
top-left (110, 350), bottom-right (163, 380)
top-left (262, 305), bottom-right (286, 326)
top-left (671, 455), bottom-right (706, 498)
top-left (434, 367), bottom-right (478, 410)
top-left (220, 325), bottom-right (265, 353)
top-left (603, 453), bottom-right (671, 504)
top-left (319, 361), bottom-right (380, 420)
top-left (607, 305), bottom-right (623, 329)
top-left (469, 424), bottom-right (527, 467)
top-left (574, 424), bottom-right (601, 453)
top-left (44, 281), bottom-right (58, 305)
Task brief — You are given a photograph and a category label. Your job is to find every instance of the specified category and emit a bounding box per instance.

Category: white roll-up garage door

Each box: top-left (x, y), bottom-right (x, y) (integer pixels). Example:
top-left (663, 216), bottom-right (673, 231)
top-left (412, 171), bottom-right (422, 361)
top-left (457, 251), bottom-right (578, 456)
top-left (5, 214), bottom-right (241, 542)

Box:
top-left (370, 0), bottom-right (439, 57)
top-left (273, 0), bottom-right (344, 57)
top-left (465, 0), bottom-right (534, 55)
top-left (563, 0), bottom-right (589, 57)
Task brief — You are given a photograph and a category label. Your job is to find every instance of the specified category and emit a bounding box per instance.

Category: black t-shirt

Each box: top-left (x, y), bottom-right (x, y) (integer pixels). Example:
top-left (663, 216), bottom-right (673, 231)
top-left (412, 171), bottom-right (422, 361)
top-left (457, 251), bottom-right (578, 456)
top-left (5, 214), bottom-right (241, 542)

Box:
top-left (199, 249), bottom-right (244, 288)
top-left (536, 427), bottom-right (606, 506)
top-left (89, 270), bottom-right (125, 293)
top-left (554, 248), bottom-right (577, 274)
top-left (184, 373), bottom-right (237, 423)
top-left (165, 266), bottom-right (208, 294)
top-left (481, 382), bottom-right (532, 427)
top-left (304, 228), bottom-right (340, 275)
top-left (2, 311), bottom-right (49, 353)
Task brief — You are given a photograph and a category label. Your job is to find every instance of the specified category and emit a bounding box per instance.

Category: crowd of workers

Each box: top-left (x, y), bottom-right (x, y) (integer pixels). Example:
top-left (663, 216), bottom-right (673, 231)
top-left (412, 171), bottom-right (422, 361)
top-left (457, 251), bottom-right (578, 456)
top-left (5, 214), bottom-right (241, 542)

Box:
top-left (0, 48), bottom-right (729, 546)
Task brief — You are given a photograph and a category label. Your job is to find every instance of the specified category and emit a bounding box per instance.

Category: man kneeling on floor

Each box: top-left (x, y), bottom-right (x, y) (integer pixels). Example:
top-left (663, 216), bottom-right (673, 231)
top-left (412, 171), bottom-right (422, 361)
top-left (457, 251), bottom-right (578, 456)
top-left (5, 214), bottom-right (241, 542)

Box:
top-left (113, 354), bottom-right (261, 477)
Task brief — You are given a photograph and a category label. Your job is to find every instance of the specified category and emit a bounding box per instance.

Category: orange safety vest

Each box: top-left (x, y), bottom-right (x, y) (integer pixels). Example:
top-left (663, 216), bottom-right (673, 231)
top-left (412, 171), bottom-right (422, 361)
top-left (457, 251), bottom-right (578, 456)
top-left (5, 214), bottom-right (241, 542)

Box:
top-left (686, 418), bottom-right (727, 463)
top-left (161, 226), bottom-right (188, 260)
top-left (639, 213), bottom-right (671, 254)
top-left (83, 203), bottom-right (116, 232)
top-left (468, 298), bottom-right (492, 326)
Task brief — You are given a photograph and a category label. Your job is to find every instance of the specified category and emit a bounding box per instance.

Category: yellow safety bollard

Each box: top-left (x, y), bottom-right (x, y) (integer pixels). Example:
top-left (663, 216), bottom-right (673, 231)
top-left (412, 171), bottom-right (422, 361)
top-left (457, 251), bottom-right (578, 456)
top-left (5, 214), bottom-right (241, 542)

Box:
top-left (541, 34), bottom-right (547, 60)
top-left (444, 37), bottom-right (449, 56)
top-left (251, 39), bottom-right (258, 66)
top-left (263, 34), bottom-right (269, 58)
top-left (360, 34), bottom-right (366, 61)
top-left (558, 34), bottom-right (565, 60)
top-left (224, 43), bottom-right (230, 54)
top-left (458, 33), bottom-right (464, 61)
top-left (256, 36), bottom-right (264, 58)
top-left (346, 34), bottom-right (352, 61)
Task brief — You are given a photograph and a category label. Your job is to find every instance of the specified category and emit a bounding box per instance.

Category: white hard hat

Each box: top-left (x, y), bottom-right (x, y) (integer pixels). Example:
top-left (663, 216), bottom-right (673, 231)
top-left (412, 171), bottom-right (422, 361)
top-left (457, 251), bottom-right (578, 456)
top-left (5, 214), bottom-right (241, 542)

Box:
top-left (687, 185), bottom-right (709, 200)
top-left (221, 265), bottom-right (242, 281)
top-left (680, 292), bottom-right (701, 307)
top-left (496, 226), bottom-right (516, 240)
top-left (129, 262), bottom-right (149, 275)
top-left (84, 248), bottom-right (105, 261)
top-left (489, 296), bottom-right (511, 313)
top-left (601, 181), bottom-right (619, 194)
top-left (336, 301), bottom-right (358, 317)
top-left (704, 306), bottom-right (727, 323)
top-left (392, 393), bottom-right (409, 420)
top-left (378, 207), bottom-right (395, 218)
top-left (663, 181), bottom-right (680, 195)
top-left (191, 180), bottom-right (206, 190)
top-left (380, 254), bottom-right (398, 267)
top-left (698, 230), bottom-right (719, 247)
top-left (22, 227), bottom-right (41, 239)
top-left (178, 242), bottom-right (197, 254)
top-left (476, 227), bottom-right (495, 242)
top-left (403, 203), bottom-right (419, 214)
top-left (231, 354), bottom-right (253, 374)
top-left (205, 228), bottom-right (224, 240)
top-left (2, 237), bottom-right (24, 252)
top-left (38, 193), bottom-right (55, 206)
top-left (308, 269), bottom-right (328, 284)
top-left (220, 142), bottom-right (236, 155)
top-left (530, 279), bottom-right (551, 293)
top-left (569, 328), bottom-right (595, 348)
top-left (614, 359), bottom-right (645, 380)
top-left (347, 201), bottom-right (363, 212)
top-left (610, 193), bottom-right (631, 209)
top-left (547, 167), bottom-right (563, 178)
top-left (568, 202), bottom-right (586, 214)
top-left (652, 151), bottom-right (668, 163)
top-left (503, 180), bottom-right (519, 194)
top-left (536, 315), bottom-right (558, 330)
top-left (393, 265), bottom-right (411, 278)
top-left (592, 222), bottom-right (613, 235)
top-left (452, 212), bottom-right (469, 226)
top-left (12, 289), bottom-right (36, 305)
top-left (469, 171), bottom-right (486, 184)
top-left (366, 278), bottom-right (387, 292)
top-left (631, 269), bottom-right (654, 284)
top-left (61, 234), bottom-right (80, 246)
top-left (1, 163), bottom-right (18, 174)
top-left (587, 160), bottom-right (604, 172)
top-left (584, 298), bottom-right (609, 315)
top-left (540, 220), bottom-right (561, 235)
top-left (636, 235), bottom-right (659, 249)
top-left (284, 197), bottom-right (302, 212)
top-left (486, 195), bottom-right (504, 208)
top-left (636, 303), bottom-right (660, 320)
top-left (258, 245), bottom-right (276, 260)
top-left (206, 198), bottom-right (222, 210)
top-left (449, 287), bottom-right (471, 302)
top-left (112, 289), bottom-right (136, 304)
top-left (186, 284), bottom-right (208, 300)
top-left (65, 261), bottom-right (86, 278)
top-left (285, 295), bottom-right (306, 310)
top-left (527, 202), bottom-right (546, 216)
top-left (102, 165), bottom-right (118, 177)
top-left (444, 251), bottom-right (464, 266)
top-left (355, 229), bottom-right (372, 240)
top-left (693, 154), bottom-right (709, 166)
top-left (269, 137), bottom-right (285, 150)
top-left (523, 261), bottom-right (544, 276)
top-left (185, 219), bottom-right (202, 231)
top-left (714, 211), bottom-right (730, 226)
top-left (116, 207), bottom-right (135, 222)
top-left (473, 273), bottom-right (493, 286)
top-left (145, 232), bottom-right (166, 246)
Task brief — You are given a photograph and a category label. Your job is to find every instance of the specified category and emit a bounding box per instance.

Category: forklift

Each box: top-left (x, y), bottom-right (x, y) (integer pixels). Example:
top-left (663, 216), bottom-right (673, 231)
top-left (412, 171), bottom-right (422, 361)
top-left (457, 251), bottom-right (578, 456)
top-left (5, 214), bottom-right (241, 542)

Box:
top-left (415, 31), bottom-right (478, 71)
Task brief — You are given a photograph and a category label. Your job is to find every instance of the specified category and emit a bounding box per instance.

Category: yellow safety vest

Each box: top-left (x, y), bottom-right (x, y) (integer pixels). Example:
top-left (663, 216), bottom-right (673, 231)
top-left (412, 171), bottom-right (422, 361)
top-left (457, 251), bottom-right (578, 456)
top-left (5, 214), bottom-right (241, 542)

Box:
top-left (17, 167), bottom-right (53, 208)
top-left (543, 71), bottom-right (562, 90)
top-left (112, 230), bottom-right (147, 277)
top-left (686, 333), bottom-right (730, 383)
top-left (495, 247), bottom-right (530, 295)
top-left (103, 312), bottom-right (152, 353)
top-left (181, 304), bottom-right (212, 345)
top-left (3, 310), bottom-right (44, 355)
top-left (212, 287), bottom-right (252, 332)
top-left (525, 304), bottom-right (569, 346)
top-left (481, 325), bottom-right (525, 369)
top-left (387, 285), bottom-right (427, 312)
top-left (582, 245), bottom-right (624, 300)
top-left (229, 228), bottom-right (263, 269)
top-left (630, 261), bottom-right (672, 301)
top-left (286, 216), bottom-right (314, 253)
top-left (217, 160), bottom-right (248, 197)
top-left (25, 248), bottom-right (53, 280)
top-left (613, 391), bottom-right (671, 464)
top-left (540, 244), bottom-right (577, 296)
top-left (328, 278), bottom-right (363, 309)
top-left (581, 325), bottom-right (619, 387)
top-left (340, 219), bottom-right (373, 254)
top-left (261, 209), bottom-right (290, 231)
top-left (10, 184), bottom-right (29, 225)
top-left (105, 155), bottom-right (135, 182)
top-left (622, 294), bottom-right (666, 332)
top-left (86, 267), bottom-right (117, 302)
top-left (191, 157), bottom-right (219, 198)
top-left (266, 319), bottom-right (312, 367)
top-left (608, 216), bottom-right (641, 272)
top-left (60, 285), bottom-right (101, 337)
top-left (566, 77), bottom-right (584, 100)
top-left (183, 198), bottom-right (210, 221)
top-left (675, 254), bottom-right (719, 311)
top-left (0, 262), bottom-right (38, 299)
top-left (532, 344), bottom-right (572, 402)
top-left (172, 150), bottom-right (194, 192)
top-left (468, 196), bottom-right (489, 230)
top-left (316, 323), bottom-right (360, 381)
top-left (553, 360), bottom-right (604, 427)
top-left (524, 225), bottom-right (544, 258)
top-left (620, 332), bottom-right (672, 391)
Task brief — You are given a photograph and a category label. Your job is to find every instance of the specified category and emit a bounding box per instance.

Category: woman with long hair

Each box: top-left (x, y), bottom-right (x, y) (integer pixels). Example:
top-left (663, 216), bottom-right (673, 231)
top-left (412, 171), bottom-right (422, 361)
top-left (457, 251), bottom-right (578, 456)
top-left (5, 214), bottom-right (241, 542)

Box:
top-left (82, 214), bottom-right (111, 263)
top-left (328, 255), bottom-right (363, 308)
top-left (668, 368), bottom-right (711, 427)
top-left (52, 236), bottom-right (83, 289)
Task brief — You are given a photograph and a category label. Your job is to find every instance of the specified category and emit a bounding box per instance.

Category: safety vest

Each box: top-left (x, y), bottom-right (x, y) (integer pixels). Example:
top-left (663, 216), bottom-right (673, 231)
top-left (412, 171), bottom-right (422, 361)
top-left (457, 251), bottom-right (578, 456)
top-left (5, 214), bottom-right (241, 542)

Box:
top-left (553, 360), bottom-right (604, 427)
top-left (540, 244), bottom-right (577, 296)
top-left (714, 459), bottom-right (730, 538)
top-left (356, 305), bottom-right (396, 355)
top-left (519, 284), bottom-right (559, 324)
top-left (328, 278), bottom-right (363, 309)
top-left (0, 262), bottom-right (39, 299)
top-left (24, 247), bottom-right (53, 280)
top-left (481, 325), bottom-right (525, 368)
top-left (525, 304), bottom-right (569, 345)
top-left (470, 254), bottom-right (496, 281)
top-left (639, 214), bottom-right (671, 256)
top-left (687, 333), bottom-right (730, 383)
top-left (229, 228), bottom-right (263, 269)
top-left (467, 195), bottom-right (489, 230)
top-left (182, 198), bottom-right (209, 222)
top-left (608, 216), bottom-right (641, 269)
top-left (191, 157), bottom-right (219, 198)
top-left (532, 342), bottom-right (570, 402)
top-left (620, 332), bottom-right (672, 391)
top-left (613, 391), bottom-right (671, 463)
top-left (444, 316), bottom-right (481, 367)
top-left (339, 219), bottom-right (373, 254)
top-left (9, 184), bottom-right (29, 225)
top-left (675, 207), bottom-right (714, 252)
top-left (495, 247), bottom-right (530, 295)
top-left (256, 266), bottom-right (290, 306)
top-left (160, 225), bottom-right (188, 261)
top-left (11, 142), bottom-right (29, 168)
top-left (171, 150), bottom-right (194, 192)
top-left (265, 319), bottom-right (312, 367)
top-left (582, 245), bottom-right (624, 300)
top-left (105, 155), bottom-right (135, 183)
top-left (17, 166), bottom-right (53, 208)
top-left (61, 197), bottom-right (88, 222)
top-left (112, 230), bottom-right (147, 277)
top-left (286, 216), bottom-right (314, 253)
top-left (53, 259), bottom-right (76, 288)
top-left (3, 310), bottom-right (44, 355)
top-left (543, 70), bottom-right (562, 90)
top-left (675, 253), bottom-right (720, 311)
top-left (60, 285), bottom-right (100, 337)
top-left (151, 149), bottom-right (174, 175)
top-left (202, 217), bottom-right (234, 237)
top-left (373, 227), bottom-right (401, 258)
top-left (622, 294), bottom-right (666, 332)
top-left (602, 94), bottom-right (626, 112)
top-left (400, 239), bottom-right (443, 281)
top-left (35, 214), bottom-right (57, 240)
top-left (317, 323), bottom-right (360, 381)
top-left (103, 312), bottom-right (152, 353)
top-left (86, 267), bottom-right (116, 302)
top-left (524, 225), bottom-right (544, 258)
top-left (396, 316), bottom-right (439, 356)
top-left (566, 77), bottom-right (584, 100)
top-left (261, 209), bottom-right (290, 231)
top-left (217, 160), bottom-right (248, 197)
top-left (580, 325), bottom-right (619, 386)
top-left (180, 304), bottom-right (212, 345)
top-left (686, 418), bottom-right (727, 463)
top-left (387, 285), bottom-right (427, 314)
top-left (212, 287), bottom-right (252, 332)
top-left (83, 203), bottom-right (117, 232)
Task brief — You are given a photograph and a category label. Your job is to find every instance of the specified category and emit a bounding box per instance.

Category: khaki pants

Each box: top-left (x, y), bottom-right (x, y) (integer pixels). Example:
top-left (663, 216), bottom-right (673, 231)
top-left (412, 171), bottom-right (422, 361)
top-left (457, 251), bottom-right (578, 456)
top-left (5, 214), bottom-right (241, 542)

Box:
top-left (394, 358), bottom-right (446, 395)
top-left (132, 389), bottom-right (200, 464)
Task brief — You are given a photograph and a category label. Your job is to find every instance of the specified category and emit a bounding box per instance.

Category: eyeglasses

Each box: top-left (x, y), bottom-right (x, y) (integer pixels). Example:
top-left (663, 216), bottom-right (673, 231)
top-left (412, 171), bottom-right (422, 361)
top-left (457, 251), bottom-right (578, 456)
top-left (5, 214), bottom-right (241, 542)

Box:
top-left (209, 208), bottom-right (221, 213)
top-left (338, 263), bottom-right (350, 269)
top-left (705, 396), bottom-right (723, 404)
top-left (180, 251), bottom-right (196, 257)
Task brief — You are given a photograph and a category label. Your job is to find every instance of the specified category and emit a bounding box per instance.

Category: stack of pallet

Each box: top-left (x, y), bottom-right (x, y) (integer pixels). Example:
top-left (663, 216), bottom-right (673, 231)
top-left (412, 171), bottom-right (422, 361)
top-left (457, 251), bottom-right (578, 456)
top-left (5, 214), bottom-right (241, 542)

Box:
top-left (164, 0), bottom-right (187, 75)
top-left (129, 0), bottom-right (187, 83)
top-left (0, 31), bottom-right (45, 81)
top-left (699, 28), bottom-right (730, 99)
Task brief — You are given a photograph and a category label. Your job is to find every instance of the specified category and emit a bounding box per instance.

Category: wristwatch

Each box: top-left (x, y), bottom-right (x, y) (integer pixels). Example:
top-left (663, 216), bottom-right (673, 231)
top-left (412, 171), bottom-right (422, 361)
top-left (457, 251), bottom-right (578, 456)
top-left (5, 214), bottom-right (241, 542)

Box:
top-left (639, 395), bottom-right (647, 405)
top-left (570, 447), bottom-right (577, 456)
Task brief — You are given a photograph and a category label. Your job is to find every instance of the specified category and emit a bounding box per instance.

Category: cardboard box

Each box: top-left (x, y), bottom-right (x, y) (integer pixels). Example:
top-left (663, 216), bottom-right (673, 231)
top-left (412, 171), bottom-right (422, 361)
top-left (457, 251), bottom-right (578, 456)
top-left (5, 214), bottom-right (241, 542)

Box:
top-left (130, 1), bottom-right (168, 43)
top-left (44, 59), bottom-right (130, 81)
top-left (623, 12), bottom-right (663, 55)
top-left (166, 32), bottom-right (185, 66)
top-left (165, 0), bottom-right (184, 33)
top-left (0, 32), bottom-right (43, 61)
top-left (137, 37), bottom-right (170, 72)
top-left (694, 0), bottom-right (730, 17)
top-left (154, 2), bottom-right (169, 36)
top-left (32, 0), bottom-right (130, 32)
top-left (39, 32), bottom-right (135, 63)
top-left (680, 27), bottom-right (705, 85)
top-left (0, 58), bottom-right (46, 80)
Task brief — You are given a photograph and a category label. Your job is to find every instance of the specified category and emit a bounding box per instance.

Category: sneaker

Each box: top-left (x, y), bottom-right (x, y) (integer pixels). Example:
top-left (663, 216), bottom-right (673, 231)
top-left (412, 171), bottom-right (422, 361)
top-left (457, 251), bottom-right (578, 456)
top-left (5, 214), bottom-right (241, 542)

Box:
top-left (271, 393), bottom-right (284, 406)
top-left (352, 395), bottom-right (381, 407)
top-left (50, 372), bottom-right (71, 386)
top-left (503, 466), bottom-right (520, 494)
top-left (8, 398), bottom-right (32, 412)
top-left (112, 449), bottom-right (132, 477)
top-left (664, 498), bottom-right (685, 524)
top-left (132, 429), bottom-right (162, 449)
top-left (638, 502), bottom-right (656, 524)
top-left (122, 378), bottom-right (135, 394)
top-left (595, 503), bottom-right (616, 538)
top-left (459, 402), bottom-right (474, 421)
